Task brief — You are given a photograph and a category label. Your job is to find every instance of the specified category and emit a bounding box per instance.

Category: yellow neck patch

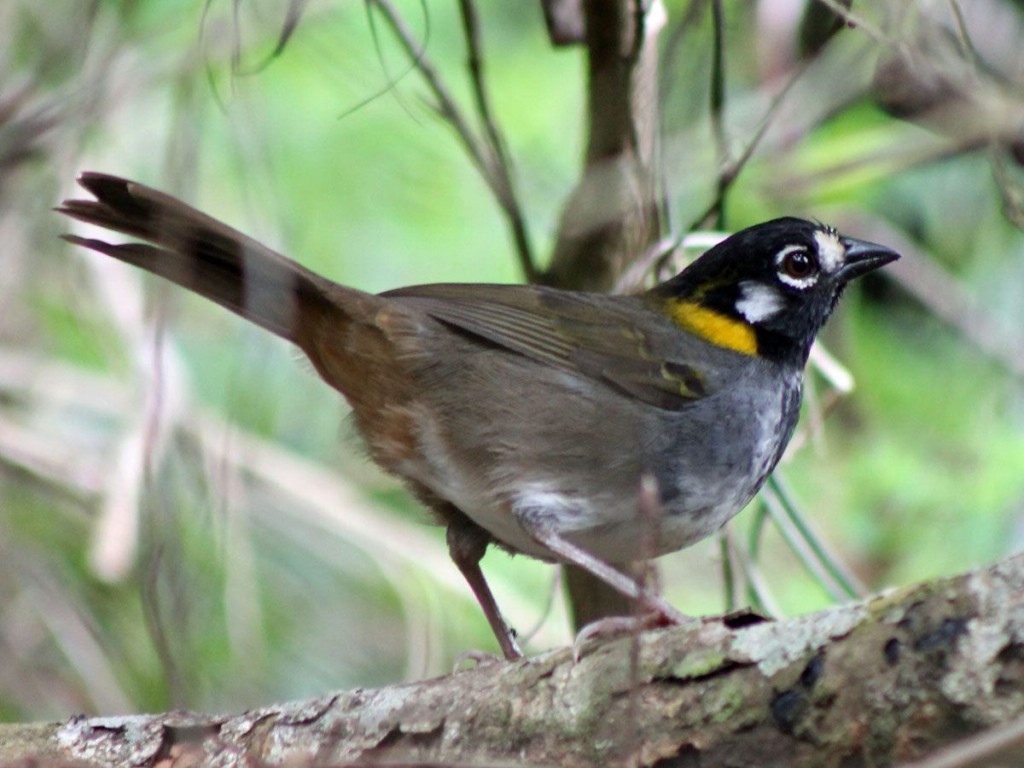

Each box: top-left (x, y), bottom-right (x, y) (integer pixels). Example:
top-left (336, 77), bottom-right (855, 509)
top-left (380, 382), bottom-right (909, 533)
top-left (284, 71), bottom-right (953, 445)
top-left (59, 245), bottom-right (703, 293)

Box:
top-left (666, 299), bottom-right (758, 356)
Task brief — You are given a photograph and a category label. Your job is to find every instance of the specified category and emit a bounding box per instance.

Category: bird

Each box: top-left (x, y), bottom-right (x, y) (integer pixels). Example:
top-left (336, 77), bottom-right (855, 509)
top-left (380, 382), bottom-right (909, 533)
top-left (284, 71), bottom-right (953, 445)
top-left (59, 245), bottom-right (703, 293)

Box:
top-left (58, 172), bottom-right (899, 660)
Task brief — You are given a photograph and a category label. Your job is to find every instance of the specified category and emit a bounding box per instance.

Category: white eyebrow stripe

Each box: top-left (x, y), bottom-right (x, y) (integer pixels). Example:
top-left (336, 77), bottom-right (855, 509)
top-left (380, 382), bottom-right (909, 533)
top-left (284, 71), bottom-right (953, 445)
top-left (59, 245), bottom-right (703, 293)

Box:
top-left (814, 229), bottom-right (845, 273)
top-left (774, 244), bottom-right (805, 262)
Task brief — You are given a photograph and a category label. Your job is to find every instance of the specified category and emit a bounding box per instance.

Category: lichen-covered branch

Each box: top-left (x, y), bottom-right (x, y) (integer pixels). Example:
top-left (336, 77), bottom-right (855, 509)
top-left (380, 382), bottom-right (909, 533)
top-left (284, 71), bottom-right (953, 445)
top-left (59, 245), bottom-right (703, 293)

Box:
top-left (4, 553), bottom-right (1022, 767)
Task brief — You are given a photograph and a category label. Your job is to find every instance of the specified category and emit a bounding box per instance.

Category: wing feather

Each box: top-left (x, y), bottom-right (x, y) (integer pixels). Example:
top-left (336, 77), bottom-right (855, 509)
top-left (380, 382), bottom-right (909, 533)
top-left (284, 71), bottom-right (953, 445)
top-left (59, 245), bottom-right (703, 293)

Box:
top-left (384, 283), bottom-right (711, 410)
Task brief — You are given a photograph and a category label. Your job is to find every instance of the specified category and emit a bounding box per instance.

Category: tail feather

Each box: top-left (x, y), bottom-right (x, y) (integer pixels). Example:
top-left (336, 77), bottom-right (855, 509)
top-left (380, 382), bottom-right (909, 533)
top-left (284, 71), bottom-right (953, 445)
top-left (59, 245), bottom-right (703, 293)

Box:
top-left (58, 172), bottom-right (334, 343)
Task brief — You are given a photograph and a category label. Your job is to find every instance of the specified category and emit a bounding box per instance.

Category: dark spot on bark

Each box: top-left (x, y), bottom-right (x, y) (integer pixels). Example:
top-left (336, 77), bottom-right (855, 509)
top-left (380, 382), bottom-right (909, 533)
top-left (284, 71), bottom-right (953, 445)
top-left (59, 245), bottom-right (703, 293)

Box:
top-left (800, 651), bottom-right (825, 689)
top-left (884, 637), bottom-right (901, 665)
top-left (913, 617), bottom-right (968, 652)
top-left (652, 743), bottom-right (701, 767)
top-left (995, 642), bottom-right (1024, 696)
top-left (722, 608), bottom-right (771, 629)
top-left (153, 722), bottom-right (222, 764)
top-left (997, 642), bottom-right (1024, 662)
top-left (770, 688), bottom-right (808, 735)
top-left (375, 727), bottom-right (404, 749)
top-left (164, 723), bottom-right (221, 746)
top-left (372, 720), bottom-right (445, 754)
top-left (839, 750), bottom-right (870, 768)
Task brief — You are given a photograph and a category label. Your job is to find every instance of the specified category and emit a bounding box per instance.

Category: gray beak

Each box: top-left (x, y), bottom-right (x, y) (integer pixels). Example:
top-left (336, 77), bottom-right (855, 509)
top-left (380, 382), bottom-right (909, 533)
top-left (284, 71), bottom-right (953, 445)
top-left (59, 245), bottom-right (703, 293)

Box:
top-left (836, 236), bottom-right (900, 282)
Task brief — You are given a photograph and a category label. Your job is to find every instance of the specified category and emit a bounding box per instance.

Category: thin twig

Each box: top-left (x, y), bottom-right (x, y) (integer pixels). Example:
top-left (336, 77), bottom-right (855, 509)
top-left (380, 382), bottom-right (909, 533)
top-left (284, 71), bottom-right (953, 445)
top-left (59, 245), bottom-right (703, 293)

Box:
top-left (946, 0), bottom-right (1024, 233)
top-left (727, 519), bottom-right (782, 616)
top-left (991, 152), bottom-right (1024, 231)
top-left (689, 59), bottom-right (811, 231)
top-left (141, 545), bottom-right (189, 709)
top-left (456, 0), bottom-right (537, 282)
top-left (366, 0), bottom-right (492, 192)
top-left (657, 0), bottom-right (706, 237)
top-left (708, 0), bottom-right (727, 229)
top-left (230, 0), bottom-right (243, 77)
top-left (765, 475), bottom-right (867, 600)
top-left (368, 0), bottom-right (538, 281)
top-left (659, 0), bottom-right (708, 91)
top-left (946, 0), bottom-right (982, 67)
top-left (351, 0), bottom-right (424, 125)
top-left (899, 716), bottom-right (1024, 768)
top-left (689, 0), bottom-right (893, 232)
top-left (718, 530), bottom-right (737, 613)
top-left (811, 0), bottom-right (889, 45)
top-left (760, 484), bottom-right (849, 603)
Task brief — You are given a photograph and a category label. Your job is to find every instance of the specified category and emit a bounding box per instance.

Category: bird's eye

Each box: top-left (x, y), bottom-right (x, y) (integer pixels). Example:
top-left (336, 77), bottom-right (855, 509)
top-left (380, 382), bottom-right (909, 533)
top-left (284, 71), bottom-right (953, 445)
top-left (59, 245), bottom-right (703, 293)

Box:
top-left (782, 250), bottom-right (814, 278)
top-left (775, 247), bottom-right (819, 287)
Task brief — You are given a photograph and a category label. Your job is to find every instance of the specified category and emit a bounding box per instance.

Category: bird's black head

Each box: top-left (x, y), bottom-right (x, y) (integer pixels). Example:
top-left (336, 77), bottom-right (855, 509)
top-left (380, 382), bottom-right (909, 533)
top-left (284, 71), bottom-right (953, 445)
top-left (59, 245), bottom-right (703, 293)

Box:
top-left (653, 218), bottom-right (900, 366)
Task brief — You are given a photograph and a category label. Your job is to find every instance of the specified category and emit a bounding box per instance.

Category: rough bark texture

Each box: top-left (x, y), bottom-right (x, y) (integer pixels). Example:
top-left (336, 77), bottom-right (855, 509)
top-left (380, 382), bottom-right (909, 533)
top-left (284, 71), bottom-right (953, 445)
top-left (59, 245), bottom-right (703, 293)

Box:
top-left (3, 553), bottom-right (1022, 767)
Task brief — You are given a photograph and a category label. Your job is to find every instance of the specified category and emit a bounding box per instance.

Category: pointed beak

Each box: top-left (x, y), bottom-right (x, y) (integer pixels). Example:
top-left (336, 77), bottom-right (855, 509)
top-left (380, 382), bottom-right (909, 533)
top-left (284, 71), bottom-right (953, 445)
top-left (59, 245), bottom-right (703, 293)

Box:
top-left (836, 236), bottom-right (900, 282)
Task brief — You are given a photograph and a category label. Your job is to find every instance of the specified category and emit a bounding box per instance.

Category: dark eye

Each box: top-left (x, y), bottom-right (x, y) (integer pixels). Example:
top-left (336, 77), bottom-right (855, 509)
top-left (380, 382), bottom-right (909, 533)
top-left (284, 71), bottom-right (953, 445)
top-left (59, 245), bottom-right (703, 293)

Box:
top-left (779, 249), bottom-right (816, 280)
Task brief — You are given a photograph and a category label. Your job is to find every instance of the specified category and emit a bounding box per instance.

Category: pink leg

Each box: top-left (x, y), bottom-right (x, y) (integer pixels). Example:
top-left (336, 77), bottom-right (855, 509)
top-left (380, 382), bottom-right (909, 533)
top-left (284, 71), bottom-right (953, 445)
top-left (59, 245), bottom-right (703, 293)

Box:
top-left (447, 519), bottom-right (523, 661)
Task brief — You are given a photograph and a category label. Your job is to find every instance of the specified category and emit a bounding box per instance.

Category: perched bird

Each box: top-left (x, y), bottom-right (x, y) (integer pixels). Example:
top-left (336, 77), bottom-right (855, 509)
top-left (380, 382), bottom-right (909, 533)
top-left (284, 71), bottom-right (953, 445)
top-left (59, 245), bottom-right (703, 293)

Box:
top-left (59, 173), bottom-right (898, 659)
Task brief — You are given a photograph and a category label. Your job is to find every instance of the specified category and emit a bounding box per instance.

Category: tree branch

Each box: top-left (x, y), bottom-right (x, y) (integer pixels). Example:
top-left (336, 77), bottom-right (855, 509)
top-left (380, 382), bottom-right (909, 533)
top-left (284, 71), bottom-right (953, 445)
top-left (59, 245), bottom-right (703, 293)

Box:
top-left (6, 553), bottom-right (1023, 767)
top-left (456, 0), bottom-right (538, 282)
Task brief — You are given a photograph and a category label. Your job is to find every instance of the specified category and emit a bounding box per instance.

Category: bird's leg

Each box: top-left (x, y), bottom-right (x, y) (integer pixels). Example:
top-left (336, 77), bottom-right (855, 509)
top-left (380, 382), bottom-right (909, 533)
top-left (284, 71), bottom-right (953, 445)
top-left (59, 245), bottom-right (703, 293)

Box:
top-left (517, 519), bottom-right (688, 626)
top-left (446, 517), bottom-right (523, 661)
top-left (518, 474), bottom-right (694, 642)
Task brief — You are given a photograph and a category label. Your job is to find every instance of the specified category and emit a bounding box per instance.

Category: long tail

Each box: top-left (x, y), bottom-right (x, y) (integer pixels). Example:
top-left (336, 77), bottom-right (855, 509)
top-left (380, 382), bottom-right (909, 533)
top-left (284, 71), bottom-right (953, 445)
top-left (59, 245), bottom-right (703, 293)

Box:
top-left (57, 172), bottom-right (342, 344)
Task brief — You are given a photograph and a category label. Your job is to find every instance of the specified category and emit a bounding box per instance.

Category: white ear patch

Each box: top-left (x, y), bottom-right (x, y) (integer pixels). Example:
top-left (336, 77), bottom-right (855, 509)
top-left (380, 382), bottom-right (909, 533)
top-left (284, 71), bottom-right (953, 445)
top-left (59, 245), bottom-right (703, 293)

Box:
top-left (736, 281), bottom-right (785, 323)
top-left (814, 229), bottom-right (844, 273)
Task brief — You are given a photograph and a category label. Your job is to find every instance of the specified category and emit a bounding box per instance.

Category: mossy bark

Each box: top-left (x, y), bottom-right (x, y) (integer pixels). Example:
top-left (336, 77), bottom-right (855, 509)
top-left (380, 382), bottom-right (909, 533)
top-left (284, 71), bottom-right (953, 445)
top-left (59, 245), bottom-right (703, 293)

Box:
top-left (3, 553), bottom-right (1022, 767)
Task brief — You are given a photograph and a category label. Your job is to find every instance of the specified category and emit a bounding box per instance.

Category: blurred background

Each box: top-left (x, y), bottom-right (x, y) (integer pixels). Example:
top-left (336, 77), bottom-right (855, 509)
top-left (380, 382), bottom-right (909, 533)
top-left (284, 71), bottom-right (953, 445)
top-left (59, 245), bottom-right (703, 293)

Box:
top-left (1, 0), bottom-right (1023, 719)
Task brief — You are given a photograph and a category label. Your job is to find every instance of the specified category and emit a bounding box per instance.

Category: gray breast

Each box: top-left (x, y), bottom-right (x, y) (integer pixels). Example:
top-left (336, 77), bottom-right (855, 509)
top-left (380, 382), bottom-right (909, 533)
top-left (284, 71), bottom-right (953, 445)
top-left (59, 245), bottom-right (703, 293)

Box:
top-left (648, 362), bottom-right (803, 553)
